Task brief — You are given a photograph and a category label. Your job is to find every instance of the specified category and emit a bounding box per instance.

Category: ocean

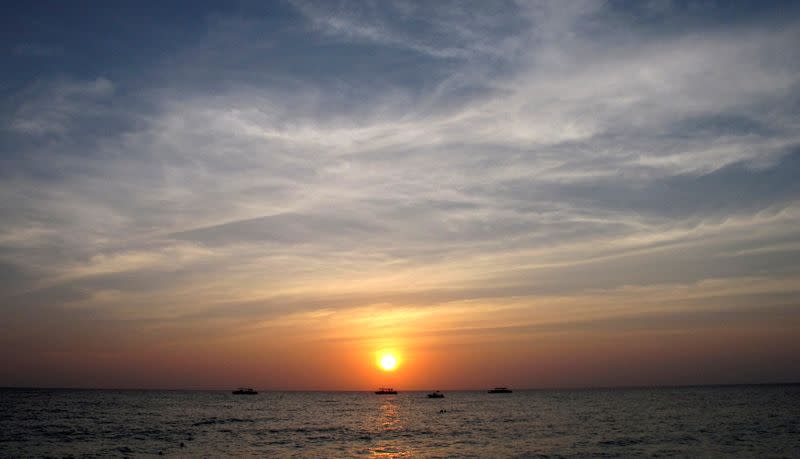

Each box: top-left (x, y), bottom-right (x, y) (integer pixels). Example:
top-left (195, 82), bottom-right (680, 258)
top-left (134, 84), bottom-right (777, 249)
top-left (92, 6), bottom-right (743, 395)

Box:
top-left (1, 384), bottom-right (798, 457)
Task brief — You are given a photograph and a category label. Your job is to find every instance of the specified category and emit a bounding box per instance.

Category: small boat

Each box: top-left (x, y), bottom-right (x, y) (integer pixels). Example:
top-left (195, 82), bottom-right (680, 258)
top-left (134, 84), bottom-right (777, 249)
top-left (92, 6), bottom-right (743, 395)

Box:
top-left (488, 387), bottom-right (512, 393)
top-left (374, 387), bottom-right (397, 394)
top-left (232, 387), bottom-right (258, 395)
top-left (427, 391), bottom-right (445, 398)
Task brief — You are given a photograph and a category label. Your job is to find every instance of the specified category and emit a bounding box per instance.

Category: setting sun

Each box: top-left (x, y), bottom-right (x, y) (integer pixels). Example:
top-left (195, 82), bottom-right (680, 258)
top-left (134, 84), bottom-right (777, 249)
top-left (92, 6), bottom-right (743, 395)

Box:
top-left (378, 354), bottom-right (398, 372)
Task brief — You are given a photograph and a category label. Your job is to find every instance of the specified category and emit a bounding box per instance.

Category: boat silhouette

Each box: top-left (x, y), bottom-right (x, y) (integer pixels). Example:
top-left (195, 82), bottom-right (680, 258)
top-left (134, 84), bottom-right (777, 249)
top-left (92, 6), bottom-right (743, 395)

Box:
top-left (232, 387), bottom-right (258, 395)
top-left (427, 391), bottom-right (445, 398)
top-left (488, 387), bottom-right (512, 393)
top-left (374, 387), bottom-right (397, 394)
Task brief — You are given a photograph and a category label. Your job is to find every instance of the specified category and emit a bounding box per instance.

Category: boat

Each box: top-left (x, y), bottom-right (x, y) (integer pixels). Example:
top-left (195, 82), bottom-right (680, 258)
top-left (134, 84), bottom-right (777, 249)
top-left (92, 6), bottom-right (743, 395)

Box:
top-left (427, 391), bottom-right (445, 398)
top-left (374, 387), bottom-right (398, 394)
top-left (488, 387), bottom-right (512, 393)
top-left (232, 387), bottom-right (258, 395)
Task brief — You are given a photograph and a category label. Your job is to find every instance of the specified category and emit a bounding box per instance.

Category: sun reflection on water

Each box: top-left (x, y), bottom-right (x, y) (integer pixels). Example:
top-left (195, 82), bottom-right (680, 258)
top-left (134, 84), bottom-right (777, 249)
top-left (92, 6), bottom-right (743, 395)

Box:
top-left (367, 397), bottom-right (411, 458)
top-left (380, 398), bottom-right (400, 431)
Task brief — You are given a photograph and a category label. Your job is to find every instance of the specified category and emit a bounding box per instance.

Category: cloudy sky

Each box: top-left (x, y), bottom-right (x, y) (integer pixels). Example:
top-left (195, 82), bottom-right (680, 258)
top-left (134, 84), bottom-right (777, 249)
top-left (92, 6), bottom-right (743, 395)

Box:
top-left (2, 0), bottom-right (799, 390)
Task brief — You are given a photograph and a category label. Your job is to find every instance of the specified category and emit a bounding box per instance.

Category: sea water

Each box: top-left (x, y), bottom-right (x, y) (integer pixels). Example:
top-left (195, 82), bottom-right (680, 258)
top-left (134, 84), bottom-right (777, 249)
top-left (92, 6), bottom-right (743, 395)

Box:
top-left (1, 384), bottom-right (798, 457)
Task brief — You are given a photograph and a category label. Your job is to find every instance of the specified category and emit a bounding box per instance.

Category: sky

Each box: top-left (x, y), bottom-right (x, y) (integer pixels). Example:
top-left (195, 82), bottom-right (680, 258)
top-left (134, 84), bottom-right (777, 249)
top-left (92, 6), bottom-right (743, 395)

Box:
top-left (1, 0), bottom-right (799, 390)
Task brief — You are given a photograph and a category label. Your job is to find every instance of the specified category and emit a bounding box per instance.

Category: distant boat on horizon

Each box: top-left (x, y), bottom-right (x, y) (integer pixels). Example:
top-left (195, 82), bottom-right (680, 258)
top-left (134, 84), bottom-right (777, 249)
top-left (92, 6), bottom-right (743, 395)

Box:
top-left (232, 387), bottom-right (258, 395)
top-left (488, 387), bottom-right (512, 393)
top-left (427, 390), bottom-right (445, 398)
top-left (375, 387), bottom-right (398, 394)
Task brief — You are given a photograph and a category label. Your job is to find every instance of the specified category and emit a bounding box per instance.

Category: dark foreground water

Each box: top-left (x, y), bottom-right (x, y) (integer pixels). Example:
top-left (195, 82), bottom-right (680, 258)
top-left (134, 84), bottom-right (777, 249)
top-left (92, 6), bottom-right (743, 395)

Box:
top-left (1, 385), bottom-right (798, 458)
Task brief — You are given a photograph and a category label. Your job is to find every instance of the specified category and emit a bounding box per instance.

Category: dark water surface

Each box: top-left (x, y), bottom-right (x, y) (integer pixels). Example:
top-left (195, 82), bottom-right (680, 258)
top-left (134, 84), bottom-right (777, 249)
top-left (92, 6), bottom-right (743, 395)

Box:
top-left (1, 385), bottom-right (798, 457)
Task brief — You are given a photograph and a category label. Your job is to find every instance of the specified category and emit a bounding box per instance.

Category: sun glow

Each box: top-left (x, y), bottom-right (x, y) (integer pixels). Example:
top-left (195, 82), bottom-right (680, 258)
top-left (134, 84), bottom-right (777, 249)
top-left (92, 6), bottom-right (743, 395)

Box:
top-left (377, 353), bottom-right (399, 372)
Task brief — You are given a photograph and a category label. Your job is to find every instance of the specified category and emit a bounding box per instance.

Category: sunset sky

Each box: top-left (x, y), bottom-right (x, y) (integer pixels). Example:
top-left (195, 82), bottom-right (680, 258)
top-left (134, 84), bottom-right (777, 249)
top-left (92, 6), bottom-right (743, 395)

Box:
top-left (2, 1), bottom-right (799, 390)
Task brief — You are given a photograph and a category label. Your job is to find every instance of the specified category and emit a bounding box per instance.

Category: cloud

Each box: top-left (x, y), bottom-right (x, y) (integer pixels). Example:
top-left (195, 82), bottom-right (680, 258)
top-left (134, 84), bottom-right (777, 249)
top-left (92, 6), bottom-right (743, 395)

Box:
top-left (171, 212), bottom-right (382, 246)
top-left (289, 0), bottom-right (532, 60)
top-left (7, 77), bottom-right (115, 136)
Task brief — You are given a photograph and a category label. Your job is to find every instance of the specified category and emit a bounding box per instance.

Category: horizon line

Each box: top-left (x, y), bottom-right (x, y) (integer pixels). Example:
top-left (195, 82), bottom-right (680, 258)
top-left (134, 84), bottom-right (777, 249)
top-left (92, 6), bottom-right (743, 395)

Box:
top-left (2, 381), bottom-right (798, 392)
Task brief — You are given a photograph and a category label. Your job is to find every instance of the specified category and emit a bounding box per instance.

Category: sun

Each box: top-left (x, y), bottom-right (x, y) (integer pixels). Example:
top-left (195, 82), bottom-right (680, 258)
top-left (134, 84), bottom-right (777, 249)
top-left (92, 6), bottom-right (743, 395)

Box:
top-left (380, 354), bottom-right (397, 371)
top-left (378, 353), bottom-right (398, 372)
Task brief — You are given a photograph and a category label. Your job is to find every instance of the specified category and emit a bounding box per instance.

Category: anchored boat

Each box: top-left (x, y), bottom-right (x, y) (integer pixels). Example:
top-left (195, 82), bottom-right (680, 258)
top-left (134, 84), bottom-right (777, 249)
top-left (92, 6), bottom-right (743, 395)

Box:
top-left (232, 387), bottom-right (258, 395)
top-left (488, 387), bottom-right (512, 393)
